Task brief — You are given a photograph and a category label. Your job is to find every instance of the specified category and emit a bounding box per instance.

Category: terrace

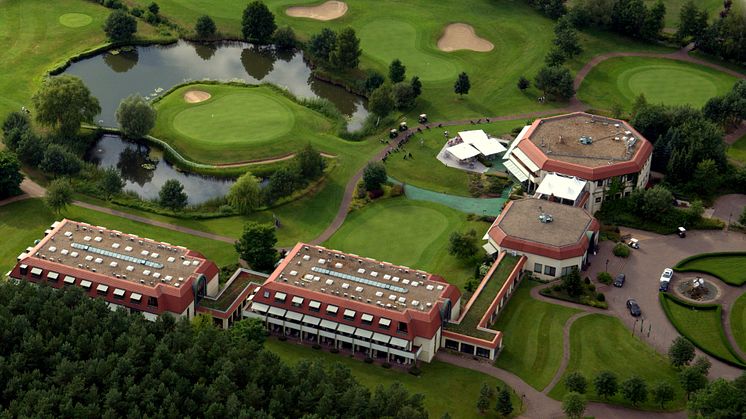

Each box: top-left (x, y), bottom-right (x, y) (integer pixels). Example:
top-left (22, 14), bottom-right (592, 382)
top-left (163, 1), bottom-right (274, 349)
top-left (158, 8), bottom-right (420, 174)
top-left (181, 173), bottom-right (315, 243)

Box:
top-left (199, 270), bottom-right (267, 312)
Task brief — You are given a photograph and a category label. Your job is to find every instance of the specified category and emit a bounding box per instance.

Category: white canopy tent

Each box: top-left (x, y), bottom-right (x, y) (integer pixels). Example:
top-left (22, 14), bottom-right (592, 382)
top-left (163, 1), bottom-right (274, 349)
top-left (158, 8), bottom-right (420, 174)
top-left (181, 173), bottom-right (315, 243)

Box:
top-left (535, 173), bottom-right (587, 202)
top-left (446, 142), bottom-right (481, 161)
top-left (458, 130), bottom-right (506, 156)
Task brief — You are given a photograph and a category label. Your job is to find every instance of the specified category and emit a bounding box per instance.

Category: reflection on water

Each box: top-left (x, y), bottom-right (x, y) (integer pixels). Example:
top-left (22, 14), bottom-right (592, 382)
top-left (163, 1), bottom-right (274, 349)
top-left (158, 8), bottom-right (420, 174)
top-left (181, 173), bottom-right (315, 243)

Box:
top-left (86, 135), bottom-right (234, 205)
top-left (63, 40), bottom-right (368, 130)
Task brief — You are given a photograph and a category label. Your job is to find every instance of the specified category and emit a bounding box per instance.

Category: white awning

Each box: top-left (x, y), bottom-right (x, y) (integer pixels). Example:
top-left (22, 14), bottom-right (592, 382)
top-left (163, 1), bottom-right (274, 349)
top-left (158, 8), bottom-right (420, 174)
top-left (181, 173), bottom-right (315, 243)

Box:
top-left (96, 284), bottom-right (109, 293)
top-left (268, 306), bottom-right (286, 317)
top-left (320, 319), bottom-right (338, 330)
top-left (512, 148), bottom-right (540, 172)
top-left (378, 317), bottom-right (391, 327)
top-left (361, 313), bottom-right (374, 323)
top-left (372, 332), bottom-right (391, 344)
top-left (274, 292), bottom-right (286, 302)
top-left (309, 300), bottom-right (321, 309)
top-left (483, 242), bottom-right (499, 255)
top-left (354, 328), bottom-right (373, 339)
top-left (285, 310), bottom-right (303, 321)
top-left (113, 288), bottom-right (126, 297)
top-left (80, 280), bottom-right (92, 289)
top-left (446, 142), bottom-right (480, 160)
top-left (503, 159), bottom-right (528, 183)
top-left (251, 302), bottom-right (269, 313)
top-left (302, 315), bottom-right (321, 326)
top-left (343, 309), bottom-right (356, 318)
top-left (504, 126), bottom-right (530, 159)
top-left (63, 275), bottom-right (76, 284)
top-left (46, 271), bottom-right (59, 280)
top-left (291, 296), bottom-right (304, 305)
top-left (536, 173), bottom-right (586, 201)
top-left (326, 305), bottom-right (338, 314)
top-left (337, 324), bottom-right (355, 335)
top-left (460, 130), bottom-right (506, 155)
top-left (390, 337), bottom-right (409, 349)
top-left (130, 293), bottom-right (142, 302)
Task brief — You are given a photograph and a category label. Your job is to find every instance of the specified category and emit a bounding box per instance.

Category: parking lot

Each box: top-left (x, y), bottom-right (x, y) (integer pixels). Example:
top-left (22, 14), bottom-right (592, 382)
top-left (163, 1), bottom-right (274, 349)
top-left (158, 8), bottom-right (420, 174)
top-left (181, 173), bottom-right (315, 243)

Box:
top-left (587, 228), bottom-right (746, 379)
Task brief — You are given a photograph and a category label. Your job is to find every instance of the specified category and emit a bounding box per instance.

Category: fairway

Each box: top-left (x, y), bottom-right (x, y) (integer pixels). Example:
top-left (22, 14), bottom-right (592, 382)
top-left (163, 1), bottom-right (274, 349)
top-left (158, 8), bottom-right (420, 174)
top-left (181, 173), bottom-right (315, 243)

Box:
top-left (548, 314), bottom-right (685, 410)
top-left (152, 83), bottom-right (337, 163)
top-left (323, 197), bottom-right (490, 290)
top-left (578, 57), bottom-right (738, 111)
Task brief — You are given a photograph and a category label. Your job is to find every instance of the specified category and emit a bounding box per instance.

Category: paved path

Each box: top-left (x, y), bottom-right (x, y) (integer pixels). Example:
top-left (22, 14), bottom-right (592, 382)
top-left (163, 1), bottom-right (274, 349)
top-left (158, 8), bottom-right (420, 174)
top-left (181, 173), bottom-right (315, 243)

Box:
top-left (712, 194), bottom-right (746, 225)
top-left (542, 311), bottom-right (593, 395)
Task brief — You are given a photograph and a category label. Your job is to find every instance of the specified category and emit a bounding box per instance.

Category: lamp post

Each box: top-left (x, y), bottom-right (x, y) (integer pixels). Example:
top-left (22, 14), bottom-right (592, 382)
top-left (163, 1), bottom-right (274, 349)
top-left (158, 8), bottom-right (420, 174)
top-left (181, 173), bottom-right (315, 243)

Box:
top-left (605, 258), bottom-right (609, 273)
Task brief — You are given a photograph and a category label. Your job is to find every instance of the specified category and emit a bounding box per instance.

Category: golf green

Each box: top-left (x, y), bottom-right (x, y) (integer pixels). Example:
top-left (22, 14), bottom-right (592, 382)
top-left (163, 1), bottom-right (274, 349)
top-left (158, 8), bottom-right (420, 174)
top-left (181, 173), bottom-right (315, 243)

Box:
top-left (578, 57), bottom-right (739, 110)
top-left (152, 83), bottom-right (337, 163)
top-left (58, 13), bottom-right (93, 28)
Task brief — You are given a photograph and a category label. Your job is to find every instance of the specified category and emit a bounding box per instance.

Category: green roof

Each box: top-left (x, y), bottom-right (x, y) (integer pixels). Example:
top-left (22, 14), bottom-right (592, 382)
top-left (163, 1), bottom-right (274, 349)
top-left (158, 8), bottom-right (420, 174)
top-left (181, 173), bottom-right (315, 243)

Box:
top-left (199, 271), bottom-right (266, 312)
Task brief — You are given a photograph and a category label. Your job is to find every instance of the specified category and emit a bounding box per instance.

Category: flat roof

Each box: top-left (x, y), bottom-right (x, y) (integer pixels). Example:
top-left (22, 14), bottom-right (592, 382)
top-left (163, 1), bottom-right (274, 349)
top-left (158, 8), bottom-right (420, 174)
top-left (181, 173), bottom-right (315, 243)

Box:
top-left (27, 219), bottom-right (207, 289)
top-left (496, 199), bottom-right (592, 247)
top-left (527, 113), bottom-right (644, 168)
top-left (274, 244), bottom-right (451, 313)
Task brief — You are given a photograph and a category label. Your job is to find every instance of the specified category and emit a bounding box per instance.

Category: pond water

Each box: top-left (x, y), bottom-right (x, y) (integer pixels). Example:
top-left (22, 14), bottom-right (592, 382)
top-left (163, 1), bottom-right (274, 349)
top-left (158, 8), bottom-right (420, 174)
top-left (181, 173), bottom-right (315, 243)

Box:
top-left (86, 134), bottom-right (234, 205)
top-left (63, 40), bottom-right (368, 130)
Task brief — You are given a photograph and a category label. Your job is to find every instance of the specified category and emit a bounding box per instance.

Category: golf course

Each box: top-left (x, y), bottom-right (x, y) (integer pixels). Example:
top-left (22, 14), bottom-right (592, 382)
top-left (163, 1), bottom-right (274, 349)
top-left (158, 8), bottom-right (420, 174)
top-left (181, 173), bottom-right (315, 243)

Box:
top-left (578, 56), bottom-right (740, 110)
top-left (152, 83), bottom-right (340, 163)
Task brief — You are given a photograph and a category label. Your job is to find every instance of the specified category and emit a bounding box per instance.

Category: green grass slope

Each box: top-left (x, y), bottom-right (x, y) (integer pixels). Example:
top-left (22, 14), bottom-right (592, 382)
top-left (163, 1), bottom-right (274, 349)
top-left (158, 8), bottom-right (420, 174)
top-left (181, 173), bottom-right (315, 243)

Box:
top-left (732, 292), bottom-right (746, 354)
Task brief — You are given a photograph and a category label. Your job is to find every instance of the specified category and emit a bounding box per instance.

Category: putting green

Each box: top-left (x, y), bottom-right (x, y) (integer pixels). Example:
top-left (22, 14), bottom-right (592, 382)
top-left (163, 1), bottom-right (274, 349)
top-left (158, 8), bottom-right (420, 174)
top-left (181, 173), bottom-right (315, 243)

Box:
top-left (578, 57), bottom-right (739, 110)
top-left (58, 13), bottom-right (93, 28)
top-left (152, 83), bottom-right (337, 163)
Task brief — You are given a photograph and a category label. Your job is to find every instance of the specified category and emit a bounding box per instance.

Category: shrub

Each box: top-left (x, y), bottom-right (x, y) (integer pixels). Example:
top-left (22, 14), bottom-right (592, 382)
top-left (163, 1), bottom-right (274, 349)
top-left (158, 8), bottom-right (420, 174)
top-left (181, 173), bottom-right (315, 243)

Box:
top-left (273, 26), bottom-right (296, 50)
top-left (408, 366), bottom-right (421, 376)
top-left (390, 183), bottom-right (404, 197)
top-left (613, 242), bottom-right (631, 258)
top-left (584, 277), bottom-right (591, 285)
top-left (596, 292), bottom-right (606, 302)
top-left (597, 272), bottom-right (613, 285)
top-left (367, 189), bottom-right (384, 199)
top-left (382, 362), bottom-right (391, 369)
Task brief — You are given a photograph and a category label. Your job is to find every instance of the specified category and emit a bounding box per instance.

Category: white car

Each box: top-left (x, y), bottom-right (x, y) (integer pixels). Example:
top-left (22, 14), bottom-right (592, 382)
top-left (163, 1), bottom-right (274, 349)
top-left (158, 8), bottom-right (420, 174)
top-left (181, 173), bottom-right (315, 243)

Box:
top-left (659, 268), bottom-right (673, 291)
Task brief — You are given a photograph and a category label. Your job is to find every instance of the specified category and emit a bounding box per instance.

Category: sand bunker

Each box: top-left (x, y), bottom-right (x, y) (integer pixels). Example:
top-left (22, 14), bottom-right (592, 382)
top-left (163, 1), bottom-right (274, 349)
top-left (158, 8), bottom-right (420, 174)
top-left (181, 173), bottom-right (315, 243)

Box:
top-left (183, 90), bottom-right (211, 103)
top-left (437, 23), bottom-right (494, 52)
top-left (286, 1), bottom-right (348, 21)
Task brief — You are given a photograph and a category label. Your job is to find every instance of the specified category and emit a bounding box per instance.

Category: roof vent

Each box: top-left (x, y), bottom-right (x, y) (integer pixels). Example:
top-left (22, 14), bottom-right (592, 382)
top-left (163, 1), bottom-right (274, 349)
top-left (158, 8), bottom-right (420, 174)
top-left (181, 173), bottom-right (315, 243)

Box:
top-left (579, 136), bottom-right (593, 145)
top-left (538, 206), bottom-right (554, 223)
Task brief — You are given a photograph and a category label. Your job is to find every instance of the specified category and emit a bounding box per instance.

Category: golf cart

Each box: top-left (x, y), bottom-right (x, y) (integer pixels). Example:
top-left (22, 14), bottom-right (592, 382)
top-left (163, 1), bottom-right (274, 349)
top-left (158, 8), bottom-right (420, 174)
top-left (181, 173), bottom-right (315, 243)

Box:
top-left (399, 121), bottom-right (408, 132)
top-left (389, 129), bottom-right (398, 139)
top-left (627, 238), bottom-right (639, 249)
top-left (677, 226), bottom-right (686, 238)
top-left (418, 113), bottom-right (428, 123)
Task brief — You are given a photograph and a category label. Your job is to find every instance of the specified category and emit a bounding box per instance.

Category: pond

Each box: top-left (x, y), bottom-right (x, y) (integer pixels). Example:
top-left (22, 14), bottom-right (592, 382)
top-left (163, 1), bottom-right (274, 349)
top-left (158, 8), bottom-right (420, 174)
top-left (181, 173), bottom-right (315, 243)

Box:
top-left (63, 40), bottom-right (368, 130)
top-left (86, 134), bottom-right (234, 205)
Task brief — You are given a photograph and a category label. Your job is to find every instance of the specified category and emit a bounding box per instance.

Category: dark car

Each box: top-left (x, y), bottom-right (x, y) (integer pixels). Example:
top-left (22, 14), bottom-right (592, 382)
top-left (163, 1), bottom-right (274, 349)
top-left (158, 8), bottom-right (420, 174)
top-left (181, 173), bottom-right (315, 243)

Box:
top-left (626, 299), bottom-right (641, 317)
top-left (613, 274), bottom-right (626, 288)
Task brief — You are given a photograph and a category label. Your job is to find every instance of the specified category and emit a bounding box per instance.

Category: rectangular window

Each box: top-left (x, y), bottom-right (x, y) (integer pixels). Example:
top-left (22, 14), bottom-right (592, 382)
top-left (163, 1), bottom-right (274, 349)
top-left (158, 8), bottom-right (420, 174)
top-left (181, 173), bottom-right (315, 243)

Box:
top-left (397, 322), bottom-right (408, 334)
top-left (544, 266), bottom-right (556, 277)
top-left (596, 179), bottom-right (604, 187)
top-left (595, 197), bottom-right (602, 203)
top-left (263, 290), bottom-right (270, 298)
top-left (147, 296), bottom-right (158, 307)
top-left (533, 263), bottom-right (542, 273)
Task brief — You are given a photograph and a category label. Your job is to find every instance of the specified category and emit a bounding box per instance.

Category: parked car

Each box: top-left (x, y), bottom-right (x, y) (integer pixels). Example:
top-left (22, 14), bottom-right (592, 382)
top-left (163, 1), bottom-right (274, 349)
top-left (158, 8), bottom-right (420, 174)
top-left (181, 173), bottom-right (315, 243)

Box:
top-left (626, 299), bottom-right (641, 317)
top-left (613, 274), bottom-right (626, 287)
top-left (659, 268), bottom-right (673, 292)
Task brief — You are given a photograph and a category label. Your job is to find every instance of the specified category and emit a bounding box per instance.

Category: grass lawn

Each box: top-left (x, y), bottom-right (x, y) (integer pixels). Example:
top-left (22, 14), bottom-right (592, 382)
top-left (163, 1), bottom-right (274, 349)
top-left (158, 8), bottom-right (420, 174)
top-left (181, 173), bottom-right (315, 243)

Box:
top-left (727, 134), bottom-right (746, 165)
top-left (0, 199), bottom-right (237, 276)
top-left (444, 255), bottom-right (520, 340)
top-left (548, 314), bottom-right (685, 411)
top-left (131, 0), bottom-right (674, 122)
top-left (578, 56), bottom-right (739, 112)
top-left (0, 0), bottom-right (166, 138)
top-left (660, 295), bottom-right (746, 366)
top-left (674, 253), bottom-right (746, 286)
top-left (492, 281), bottom-right (580, 391)
top-left (323, 197), bottom-right (489, 291)
top-left (386, 119), bottom-right (526, 196)
top-left (731, 292), bottom-right (746, 354)
top-left (152, 83), bottom-right (339, 163)
top-left (265, 337), bottom-right (522, 418)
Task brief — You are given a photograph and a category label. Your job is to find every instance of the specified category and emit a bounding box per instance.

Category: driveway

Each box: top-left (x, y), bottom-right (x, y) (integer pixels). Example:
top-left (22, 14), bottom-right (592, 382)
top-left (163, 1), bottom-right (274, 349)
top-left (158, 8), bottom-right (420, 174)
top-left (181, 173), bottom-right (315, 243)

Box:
top-left (587, 229), bottom-right (746, 380)
top-left (712, 194), bottom-right (746, 225)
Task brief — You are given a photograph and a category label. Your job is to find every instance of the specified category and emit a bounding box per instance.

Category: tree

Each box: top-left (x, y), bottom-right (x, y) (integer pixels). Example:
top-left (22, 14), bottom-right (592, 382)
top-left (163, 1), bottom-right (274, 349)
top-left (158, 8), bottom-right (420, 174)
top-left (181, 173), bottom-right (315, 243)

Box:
top-left (544, 47), bottom-right (567, 66)
top-left (227, 172), bottom-right (263, 214)
top-left (691, 159), bottom-right (720, 198)
top-left (362, 162), bottom-right (387, 191)
top-left (99, 167), bottom-right (125, 199)
top-left (116, 95), bottom-right (156, 139)
top-left (448, 229), bottom-right (479, 261)
top-left (561, 267), bottom-right (582, 297)
top-left (104, 10), bottom-right (137, 42)
top-left (565, 371), bottom-right (587, 394)
top-left (242, 1), bottom-right (277, 44)
top-left (517, 76), bottom-right (530, 91)
top-left (641, 0), bottom-right (666, 40)
top-left (229, 318), bottom-right (267, 346)
top-left (45, 178), bottom-right (74, 214)
top-left (688, 377), bottom-right (746, 417)
top-left (368, 85), bottom-right (394, 122)
top-left (40, 144), bottom-right (82, 176)
top-left (454, 72), bottom-right (471, 97)
top-left (273, 26), bottom-right (296, 50)
top-left (668, 337), bottom-right (696, 368)
top-left (15, 131), bottom-right (45, 166)
top-left (392, 83), bottom-right (416, 110)
top-left (329, 27), bottom-right (361, 70)
top-left (364, 70), bottom-right (385, 93)
top-left (147, 2), bottom-right (160, 15)
top-left (651, 381), bottom-right (675, 408)
top-left (630, 185), bottom-right (673, 221)
top-left (679, 365), bottom-right (708, 398)
top-left (495, 386), bottom-right (513, 417)
top-left (621, 376), bottom-right (648, 406)
top-left (32, 75), bottom-right (101, 137)
top-left (389, 59), bottom-right (406, 83)
top-left (2, 111), bottom-right (30, 138)
top-left (594, 371), bottom-right (619, 400)
top-left (410, 76), bottom-right (422, 98)
top-left (266, 166), bottom-right (299, 202)
top-left (554, 16), bottom-right (582, 58)
top-left (159, 179), bottom-right (188, 210)
top-left (611, 0), bottom-right (647, 38)
top-left (195, 15), bottom-right (217, 38)
top-left (294, 144), bottom-right (325, 180)
top-left (534, 65), bottom-right (574, 100)
top-left (476, 391), bottom-right (490, 414)
top-left (235, 222), bottom-right (278, 272)
top-left (676, 0), bottom-right (704, 41)
top-left (631, 93), bottom-right (648, 117)
top-left (309, 28), bottom-right (337, 63)
top-left (692, 356), bottom-right (712, 375)
top-left (0, 151), bottom-right (23, 199)
top-left (562, 392), bottom-right (587, 419)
